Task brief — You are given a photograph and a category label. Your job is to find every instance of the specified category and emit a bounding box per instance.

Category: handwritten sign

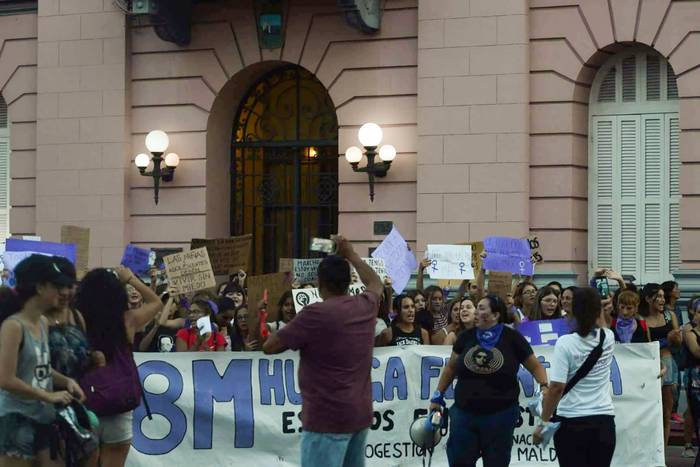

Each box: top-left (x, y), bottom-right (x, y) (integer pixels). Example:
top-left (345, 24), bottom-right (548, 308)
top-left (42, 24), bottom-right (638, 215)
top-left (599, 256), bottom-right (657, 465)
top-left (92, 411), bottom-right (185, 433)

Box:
top-left (487, 271), bottom-right (513, 302)
top-left (483, 236), bottom-right (535, 275)
top-left (121, 244), bottom-right (152, 275)
top-left (370, 227), bottom-right (417, 294)
top-left (163, 247), bottom-right (216, 294)
top-left (425, 244), bottom-right (474, 280)
top-left (517, 318), bottom-right (573, 345)
top-left (5, 239), bottom-right (76, 264)
top-left (190, 235), bottom-right (252, 275)
top-left (528, 236), bottom-right (544, 263)
top-left (291, 284), bottom-right (367, 312)
top-left (60, 225), bottom-right (90, 273)
top-left (291, 258), bottom-right (322, 283)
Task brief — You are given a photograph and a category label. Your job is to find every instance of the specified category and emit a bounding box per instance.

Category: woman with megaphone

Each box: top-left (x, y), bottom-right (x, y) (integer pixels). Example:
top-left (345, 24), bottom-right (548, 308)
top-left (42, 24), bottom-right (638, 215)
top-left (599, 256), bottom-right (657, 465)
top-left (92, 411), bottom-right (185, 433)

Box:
top-left (429, 294), bottom-right (548, 467)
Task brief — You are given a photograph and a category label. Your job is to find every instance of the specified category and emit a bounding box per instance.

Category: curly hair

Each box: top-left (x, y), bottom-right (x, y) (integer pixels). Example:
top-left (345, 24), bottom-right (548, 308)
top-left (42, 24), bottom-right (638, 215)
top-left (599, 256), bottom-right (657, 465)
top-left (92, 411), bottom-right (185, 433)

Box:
top-left (74, 268), bottom-right (129, 361)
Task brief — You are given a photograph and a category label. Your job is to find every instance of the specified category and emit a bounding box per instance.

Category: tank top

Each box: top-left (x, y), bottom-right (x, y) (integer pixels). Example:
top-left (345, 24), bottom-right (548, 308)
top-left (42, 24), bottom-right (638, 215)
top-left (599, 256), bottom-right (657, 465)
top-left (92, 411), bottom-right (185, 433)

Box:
top-left (48, 315), bottom-right (90, 380)
top-left (389, 322), bottom-right (422, 346)
top-left (648, 310), bottom-right (674, 342)
top-left (0, 317), bottom-right (55, 423)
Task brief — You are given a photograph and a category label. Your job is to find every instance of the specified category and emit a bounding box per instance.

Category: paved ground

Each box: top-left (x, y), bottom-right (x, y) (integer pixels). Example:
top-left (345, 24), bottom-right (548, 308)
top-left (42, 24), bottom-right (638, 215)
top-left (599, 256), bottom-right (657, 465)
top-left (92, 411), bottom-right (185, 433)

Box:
top-left (668, 445), bottom-right (696, 466)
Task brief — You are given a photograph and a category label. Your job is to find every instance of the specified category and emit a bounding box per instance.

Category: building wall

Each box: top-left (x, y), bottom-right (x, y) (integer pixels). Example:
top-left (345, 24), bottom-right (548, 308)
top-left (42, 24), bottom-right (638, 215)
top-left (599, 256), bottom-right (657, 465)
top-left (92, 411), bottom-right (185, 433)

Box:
top-left (415, 0), bottom-right (531, 255)
top-left (529, 0), bottom-right (700, 283)
top-left (128, 0), bottom-right (419, 256)
top-left (0, 13), bottom-right (38, 237)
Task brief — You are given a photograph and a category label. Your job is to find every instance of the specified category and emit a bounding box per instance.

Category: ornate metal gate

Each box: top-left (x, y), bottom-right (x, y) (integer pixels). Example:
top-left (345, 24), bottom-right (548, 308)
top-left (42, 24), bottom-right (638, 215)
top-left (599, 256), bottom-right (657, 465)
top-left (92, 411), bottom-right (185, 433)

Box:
top-left (231, 67), bottom-right (338, 273)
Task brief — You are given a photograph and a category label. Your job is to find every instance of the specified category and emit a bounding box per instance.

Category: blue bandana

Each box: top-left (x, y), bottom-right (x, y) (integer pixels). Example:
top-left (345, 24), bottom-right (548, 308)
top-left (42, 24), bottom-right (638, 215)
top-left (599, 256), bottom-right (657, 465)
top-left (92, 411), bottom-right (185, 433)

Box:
top-left (476, 323), bottom-right (504, 350)
top-left (615, 317), bottom-right (635, 343)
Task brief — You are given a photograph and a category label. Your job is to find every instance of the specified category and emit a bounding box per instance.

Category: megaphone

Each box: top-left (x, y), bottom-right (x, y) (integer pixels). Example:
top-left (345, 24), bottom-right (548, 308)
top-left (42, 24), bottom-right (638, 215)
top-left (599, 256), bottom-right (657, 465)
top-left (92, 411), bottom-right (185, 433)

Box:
top-left (409, 411), bottom-right (445, 451)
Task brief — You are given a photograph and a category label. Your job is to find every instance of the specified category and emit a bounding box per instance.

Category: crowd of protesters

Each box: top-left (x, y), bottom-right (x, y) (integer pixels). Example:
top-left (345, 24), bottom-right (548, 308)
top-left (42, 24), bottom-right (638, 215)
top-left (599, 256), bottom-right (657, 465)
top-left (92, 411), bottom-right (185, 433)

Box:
top-left (0, 236), bottom-right (696, 467)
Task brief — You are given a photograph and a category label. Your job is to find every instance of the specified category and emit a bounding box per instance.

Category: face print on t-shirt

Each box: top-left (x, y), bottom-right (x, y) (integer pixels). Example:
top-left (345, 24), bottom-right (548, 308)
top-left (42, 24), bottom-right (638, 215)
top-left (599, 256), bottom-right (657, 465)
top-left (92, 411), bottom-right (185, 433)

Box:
top-left (464, 345), bottom-right (504, 375)
top-left (158, 335), bottom-right (175, 352)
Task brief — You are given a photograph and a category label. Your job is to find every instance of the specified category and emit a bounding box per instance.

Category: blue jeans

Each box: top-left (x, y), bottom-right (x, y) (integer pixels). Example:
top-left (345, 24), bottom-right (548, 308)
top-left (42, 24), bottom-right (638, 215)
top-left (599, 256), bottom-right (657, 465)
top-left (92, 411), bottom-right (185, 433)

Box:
top-left (300, 429), bottom-right (368, 467)
top-left (446, 404), bottom-right (519, 467)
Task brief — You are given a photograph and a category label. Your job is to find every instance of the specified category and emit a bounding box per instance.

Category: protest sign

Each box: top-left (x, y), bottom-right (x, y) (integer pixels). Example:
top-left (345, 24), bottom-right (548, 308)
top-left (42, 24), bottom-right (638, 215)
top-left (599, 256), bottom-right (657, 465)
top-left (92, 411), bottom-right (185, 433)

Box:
top-left (278, 258), bottom-right (293, 273)
top-left (291, 284), bottom-right (366, 312)
top-left (5, 238), bottom-right (77, 264)
top-left (527, 236), bottom-right (544, 263)
top-left (517, 319), bottom-right (574, 346)
top-left (60, 225), bottom-right (90, 273)
top-left (121, 244), bottom-right (152, 275)
top-left (163, 248), bottom-right (216, 294)
top-left (483, 236), bottom-right (535, 275)
top-left (153, 248), bottom-right (182, 270)
top-left (246, 272), bottom-right (291, 323)
top-left (487, 271), bottom-right (512, 302)
top-left (190, 235), bottom-right (252, 275)
top-left (425, 244), bottom-right (474, 280)
top-left (370, 227), bottom-right (417, 294)
top-left (471, 241), bottom-right (484, 271)
top-left (130, 343), bottom-right (663, 467)
top-left (291, 258), bottom-right (322, 283)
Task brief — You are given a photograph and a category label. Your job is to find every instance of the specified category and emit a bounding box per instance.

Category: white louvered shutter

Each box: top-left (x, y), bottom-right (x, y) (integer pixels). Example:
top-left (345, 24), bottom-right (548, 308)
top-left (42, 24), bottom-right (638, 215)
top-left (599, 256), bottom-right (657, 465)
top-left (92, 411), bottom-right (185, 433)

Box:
top-left (0, 96), bottom-right (9, 243)
top-left (622, 56), bottom-right (636, 102)
top-left (598, 68), bottom-right (616, 103)
top-left (619, 117), bottom-right (640, 275)
top-left (642, 116), bottom-right (664, 281)
top-left (646, 54), bottom-right (660, 101)
top-left (668, 115), bottom-right (681, 273)
top-left (592, 117), bottom-right (615, 269)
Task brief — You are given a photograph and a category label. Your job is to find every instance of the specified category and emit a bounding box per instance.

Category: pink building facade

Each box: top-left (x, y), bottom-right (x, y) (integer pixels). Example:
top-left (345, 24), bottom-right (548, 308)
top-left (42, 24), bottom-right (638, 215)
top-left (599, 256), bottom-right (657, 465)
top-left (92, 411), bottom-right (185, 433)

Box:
top-left (0, 0), bottom-right (698, 289)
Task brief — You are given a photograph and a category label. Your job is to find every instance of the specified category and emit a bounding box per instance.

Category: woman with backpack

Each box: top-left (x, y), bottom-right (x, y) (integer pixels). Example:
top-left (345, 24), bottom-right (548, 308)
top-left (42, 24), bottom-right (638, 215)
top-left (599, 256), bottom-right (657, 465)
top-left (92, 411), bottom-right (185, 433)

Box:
top-left (0, 255), bottom-right (86, 466)
top-left (76, 266), bottom-right (162, 467)
top-left (534, 287), bottom-right (616, 467)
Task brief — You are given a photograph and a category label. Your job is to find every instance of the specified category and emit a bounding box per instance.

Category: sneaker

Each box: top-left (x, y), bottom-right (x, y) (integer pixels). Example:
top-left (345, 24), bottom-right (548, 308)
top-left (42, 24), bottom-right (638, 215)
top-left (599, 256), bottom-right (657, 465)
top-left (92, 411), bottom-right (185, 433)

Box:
top-left (681, 446), bottom-right (697, 458)
top-left (671, 413), bottom-right (683, 424)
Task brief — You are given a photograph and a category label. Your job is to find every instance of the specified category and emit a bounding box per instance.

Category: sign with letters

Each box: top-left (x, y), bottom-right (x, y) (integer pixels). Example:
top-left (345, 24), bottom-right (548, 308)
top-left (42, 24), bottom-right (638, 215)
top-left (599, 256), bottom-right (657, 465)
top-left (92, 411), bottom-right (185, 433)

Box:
top-left (121, 244), bottom-right (152, 275)
top-left (371, 227), bottom-right (417, 294)
top-left (163, 248), bottom-right (216, 294)
top-left (190, 235), bottom-right (252, 275)
top-left (129, 344), bottom-right (663, 467)
top-left (291, 285), bottom-right (367, 312)
top-left (483, 237), bottom-right (535, 276)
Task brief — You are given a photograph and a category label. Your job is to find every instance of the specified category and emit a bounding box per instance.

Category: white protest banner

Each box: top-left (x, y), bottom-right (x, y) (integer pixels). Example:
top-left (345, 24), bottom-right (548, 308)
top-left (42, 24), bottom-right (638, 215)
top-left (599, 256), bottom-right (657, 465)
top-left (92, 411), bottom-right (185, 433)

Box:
top-left (352, 258), bottom-right (388, 284)
top-left (426, 244), bottom-right (474, 280)
top-left (291, 285), bottom-right (367, 312)
top-left (163, 247), bottom-right (216, 294)
top-left (129, 343), bottom-right (663, 467)
top-left (371, 226), bottom-right (417, 294)
top-left (291, 258), bottom-right (322, 283)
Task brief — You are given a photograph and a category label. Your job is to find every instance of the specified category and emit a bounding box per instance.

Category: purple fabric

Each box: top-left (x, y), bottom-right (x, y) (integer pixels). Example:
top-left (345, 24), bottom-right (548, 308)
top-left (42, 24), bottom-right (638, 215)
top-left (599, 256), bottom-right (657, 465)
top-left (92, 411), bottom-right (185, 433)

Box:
top-left (6, 239), bottom-right (77, 264)
top-left (476, 323), bottom-right (504, 350)
top-left (615, 317), bottom-right (636, 344)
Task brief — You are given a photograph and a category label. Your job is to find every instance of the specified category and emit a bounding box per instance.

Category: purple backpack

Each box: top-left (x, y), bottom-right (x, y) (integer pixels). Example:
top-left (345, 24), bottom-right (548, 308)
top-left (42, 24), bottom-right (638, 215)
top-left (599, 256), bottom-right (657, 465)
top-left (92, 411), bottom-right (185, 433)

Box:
top-left (79, 346), bottom-right (142, 417)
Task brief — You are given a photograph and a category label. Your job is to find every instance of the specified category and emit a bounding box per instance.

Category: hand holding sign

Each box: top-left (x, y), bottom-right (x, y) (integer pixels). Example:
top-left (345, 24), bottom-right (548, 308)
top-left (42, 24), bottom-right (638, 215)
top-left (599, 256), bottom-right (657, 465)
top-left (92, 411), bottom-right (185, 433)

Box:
top-left (425, 245), bottom-right (474, 280)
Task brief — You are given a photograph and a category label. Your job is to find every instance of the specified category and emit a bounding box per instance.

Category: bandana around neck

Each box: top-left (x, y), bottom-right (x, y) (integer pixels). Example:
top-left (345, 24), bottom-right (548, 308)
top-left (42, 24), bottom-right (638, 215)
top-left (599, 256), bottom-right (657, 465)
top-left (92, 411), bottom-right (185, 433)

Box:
top-left (476, 323), bottom-right (504, 350)
top-left (615, 317), bottom-right (636, 343)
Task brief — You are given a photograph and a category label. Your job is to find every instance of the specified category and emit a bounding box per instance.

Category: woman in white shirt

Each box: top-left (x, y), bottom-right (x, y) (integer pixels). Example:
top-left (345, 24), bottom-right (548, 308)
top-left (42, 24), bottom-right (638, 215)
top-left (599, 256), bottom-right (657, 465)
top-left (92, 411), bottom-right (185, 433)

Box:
top-left (533, 287), bottom-right (616, 467)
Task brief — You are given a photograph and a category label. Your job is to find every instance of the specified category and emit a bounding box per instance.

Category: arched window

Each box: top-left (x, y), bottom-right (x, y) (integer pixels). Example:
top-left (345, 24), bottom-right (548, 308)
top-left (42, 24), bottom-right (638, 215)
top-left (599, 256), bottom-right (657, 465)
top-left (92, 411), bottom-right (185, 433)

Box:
top-left (0, 95), bottom-right (9, 243)
top-left (232, 66), bottom-right (338, 273)
top-left (589, 48), bottom-right (680, 283)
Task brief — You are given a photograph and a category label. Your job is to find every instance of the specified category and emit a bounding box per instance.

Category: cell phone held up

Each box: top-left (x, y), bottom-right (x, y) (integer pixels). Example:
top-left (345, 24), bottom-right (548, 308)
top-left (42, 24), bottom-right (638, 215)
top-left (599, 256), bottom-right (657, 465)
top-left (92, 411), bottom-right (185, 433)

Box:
top-left (310, 237), bottom-right (336, 255)
top-left (594, 276), bottom-right (610, 299)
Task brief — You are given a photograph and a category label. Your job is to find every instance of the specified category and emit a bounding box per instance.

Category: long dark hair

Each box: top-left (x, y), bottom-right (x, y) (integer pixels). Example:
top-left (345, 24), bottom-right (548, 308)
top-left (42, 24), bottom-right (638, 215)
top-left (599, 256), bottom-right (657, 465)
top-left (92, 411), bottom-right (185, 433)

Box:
top-left (482, 294), bottom-right (508, 324)
top-left (661, 280), bottom-right (678, 306)
top-left (392, 294), bottom-right (414, 325)
top-left (639, 283), bottom-right (662, 317)
top-left (530, 286), bottom-right (562, 321)
top-left (75, 269), bottom-right (128, 360)
top-left (228, 307), bottom-right (248, 351)
top-left (0, 286), bottom-right (23, 326)
top-left (572, 287), bottom-right (602, 336)
top-left (423, 285), bottom-right (443, 314)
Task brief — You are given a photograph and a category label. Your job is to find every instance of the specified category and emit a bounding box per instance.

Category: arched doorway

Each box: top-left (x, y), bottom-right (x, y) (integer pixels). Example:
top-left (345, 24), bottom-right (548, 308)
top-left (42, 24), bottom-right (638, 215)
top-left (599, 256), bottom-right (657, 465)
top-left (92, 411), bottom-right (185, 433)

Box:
top-left (231, 66), bottom-right (338, 273)
top-left (588, 47), bottom-right (680, 283)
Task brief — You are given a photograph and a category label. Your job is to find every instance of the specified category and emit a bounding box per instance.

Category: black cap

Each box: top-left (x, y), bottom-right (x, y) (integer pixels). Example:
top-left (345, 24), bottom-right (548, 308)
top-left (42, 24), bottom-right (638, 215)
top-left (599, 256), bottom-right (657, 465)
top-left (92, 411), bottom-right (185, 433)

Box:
top-left (14, 254), bottom-right (75, 288)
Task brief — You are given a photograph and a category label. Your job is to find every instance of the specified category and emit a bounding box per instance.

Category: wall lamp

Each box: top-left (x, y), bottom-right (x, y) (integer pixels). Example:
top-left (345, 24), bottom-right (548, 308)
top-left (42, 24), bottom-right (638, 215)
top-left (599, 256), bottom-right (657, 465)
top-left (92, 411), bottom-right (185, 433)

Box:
top-left (134, 130), bottom-right (180, 205)
top-left (344, 122), bottom-right (396, 202)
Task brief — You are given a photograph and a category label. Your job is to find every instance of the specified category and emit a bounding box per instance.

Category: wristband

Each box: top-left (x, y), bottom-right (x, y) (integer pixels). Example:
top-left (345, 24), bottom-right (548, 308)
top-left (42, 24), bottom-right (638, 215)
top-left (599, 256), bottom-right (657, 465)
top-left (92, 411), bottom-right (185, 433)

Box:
top-left (430, 390), bottom-right (446, 407)
top-left (659, 338), bottom-right (668, 349)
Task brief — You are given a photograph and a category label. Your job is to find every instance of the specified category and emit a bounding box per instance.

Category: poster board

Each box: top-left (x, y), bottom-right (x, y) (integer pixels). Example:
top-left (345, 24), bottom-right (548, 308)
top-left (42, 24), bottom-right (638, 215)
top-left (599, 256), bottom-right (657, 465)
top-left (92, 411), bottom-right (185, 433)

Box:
top-left (60, 225), bottom-right (90, 274)
top-left (163, 247), bottom-right (216, 294)
top-left (190, 235), bottom-right (252, 275)
top-left (487, 271), bottom-right (513, 302)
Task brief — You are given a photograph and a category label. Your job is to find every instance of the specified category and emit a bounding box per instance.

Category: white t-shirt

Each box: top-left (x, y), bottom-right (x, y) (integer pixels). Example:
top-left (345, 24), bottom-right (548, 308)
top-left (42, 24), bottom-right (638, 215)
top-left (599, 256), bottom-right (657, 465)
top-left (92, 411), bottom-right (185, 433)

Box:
top-left (375, 318), bottom-right (388, 337)
top-left (550, 327), bottom-right (615, 418)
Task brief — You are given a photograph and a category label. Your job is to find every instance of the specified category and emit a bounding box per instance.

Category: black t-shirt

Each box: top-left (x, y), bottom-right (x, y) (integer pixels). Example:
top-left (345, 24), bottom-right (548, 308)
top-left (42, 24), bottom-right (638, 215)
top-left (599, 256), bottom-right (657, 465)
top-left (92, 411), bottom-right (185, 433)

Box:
top-left (452, 326), bottom-right (533, 415)
top-left (415, 310), bottom-right (434, 333)
top-left (611, 318), bottom-right (650, 343)
top-left (134, 323), bottom-right (177, 352)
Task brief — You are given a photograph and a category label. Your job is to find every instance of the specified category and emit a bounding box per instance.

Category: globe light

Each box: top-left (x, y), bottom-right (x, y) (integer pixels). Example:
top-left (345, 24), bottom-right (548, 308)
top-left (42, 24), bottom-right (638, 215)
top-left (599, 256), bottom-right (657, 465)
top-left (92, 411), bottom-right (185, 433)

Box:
top-left (345, 146), bottom-right (363, 163)
top-left (145, 130), bottom-right (169, 153)
top-left (378, 144), bottom-right (396, 162)
top-left (134, 153), bottom-right (150, 168)
top-left (164, 153), bottom-right (180, 167)
top-left (358, 122), bottom-right (383, 147)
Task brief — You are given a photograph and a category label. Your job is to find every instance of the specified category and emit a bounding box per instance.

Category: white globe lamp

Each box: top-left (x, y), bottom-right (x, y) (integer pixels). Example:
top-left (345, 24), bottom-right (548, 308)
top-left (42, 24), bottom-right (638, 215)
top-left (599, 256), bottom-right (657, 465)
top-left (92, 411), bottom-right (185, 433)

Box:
top-left (345, 146), bottom-right (363, 164)
top-left (358, 123), bottom-right (383, 147)
top-left (145, 130), bottom-right (169, 153)
top-left (378, 144), bottom-right (396, 162)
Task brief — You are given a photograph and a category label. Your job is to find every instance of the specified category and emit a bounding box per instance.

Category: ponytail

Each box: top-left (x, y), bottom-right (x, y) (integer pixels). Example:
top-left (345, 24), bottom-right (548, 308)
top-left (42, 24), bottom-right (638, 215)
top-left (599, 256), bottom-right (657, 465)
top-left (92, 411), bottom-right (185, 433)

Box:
top-left (572, 287), bottom-right (602, 336)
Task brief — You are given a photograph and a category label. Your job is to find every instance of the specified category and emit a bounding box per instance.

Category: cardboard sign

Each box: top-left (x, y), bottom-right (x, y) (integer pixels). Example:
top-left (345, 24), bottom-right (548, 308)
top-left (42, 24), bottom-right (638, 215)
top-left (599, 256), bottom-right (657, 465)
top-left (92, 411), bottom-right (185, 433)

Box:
top-left (483, 236), bottom-right (535, 275)
top-left (190, 235), bottom-right (252, 275)
top-left (471, 241), bottom-right (484, 272)
top-left (291, 284), bottom-right (366, 312)
top-left (278, 258), bottom-right (293, 273)
top-left (487, 271), bottom-right (513, 302)
top-left (425, 244), bottom-right (474, 280)
top-left (60, 225), bottom-right (90, 273)
top-left (121, 244), bottom-right (152, 275)
top-left (291, 258), bottom-right (322, 283)
top-left (163, 247), bottom-right (216, 294)
top-left (5, 239), bottom-right (77, 264)
top-left (370, 227), bottom-right (417, 294)
top-left (153, 248), bottom-right (182, 270)
top-left (246, 272), bottom-right (291, 323)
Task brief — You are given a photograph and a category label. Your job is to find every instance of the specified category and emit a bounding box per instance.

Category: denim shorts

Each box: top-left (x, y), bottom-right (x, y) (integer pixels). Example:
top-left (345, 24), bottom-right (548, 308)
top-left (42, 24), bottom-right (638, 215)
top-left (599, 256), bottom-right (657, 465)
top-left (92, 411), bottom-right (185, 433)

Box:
top-left (662, 354), bottom-right (679, 387)
top-left (300, 429), bottom-right (368, 467)
top-left (0, 412), bottom-right (52, 459)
